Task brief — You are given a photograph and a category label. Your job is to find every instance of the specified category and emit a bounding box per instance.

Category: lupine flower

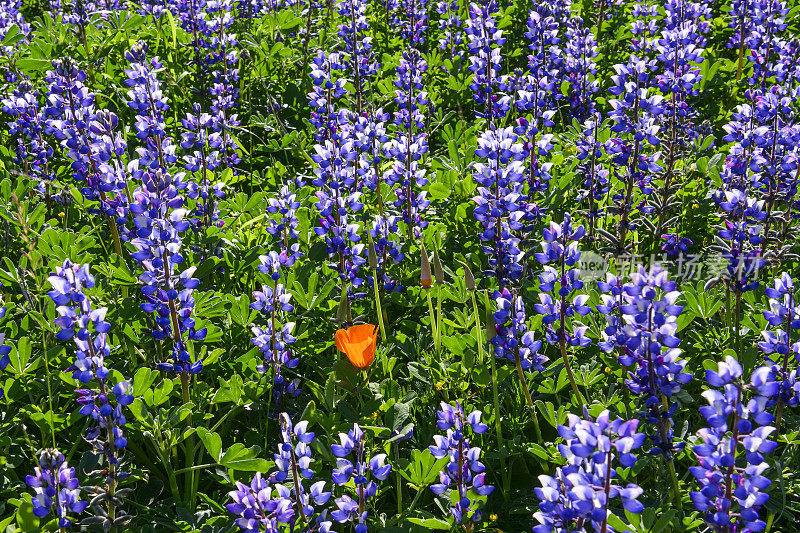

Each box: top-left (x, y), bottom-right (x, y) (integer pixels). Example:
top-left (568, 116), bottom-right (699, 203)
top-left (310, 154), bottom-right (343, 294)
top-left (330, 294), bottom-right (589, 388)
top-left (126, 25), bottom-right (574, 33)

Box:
top-left (48, 261), bottom-right (133, 529)
top-left (48, 260), bottom-right (111, 383)
top-left (533, 213), bottom-right (591, 347)
top-left (605, 58), bottom-right (664, 253)
top-left (335, 324), bottom-right (377, 368)
top-left (336, 0), bottom-right (378, 111)
top-left (465, 0), bottom-right (508, 121)
top-left (383, 50), bottom-right (430, 240)
top-left (251, 284), bottom-right (300, 407)
top-left (271, 414), bottom-right (332, 528)
top-left (227, 472), bottom-right (297, 531)
top-left (26, 449), bottom-right (88, 528)
top-left (331, 423), bottom-right (392, 532)
top-left (533, 409), bottom-right (645, 533)
top-left (618, 266), bottom-right (691, 454)
top-left (691, 356), bottom-right (778, 532)
top-left (429, 402), bottom-right (493, 524)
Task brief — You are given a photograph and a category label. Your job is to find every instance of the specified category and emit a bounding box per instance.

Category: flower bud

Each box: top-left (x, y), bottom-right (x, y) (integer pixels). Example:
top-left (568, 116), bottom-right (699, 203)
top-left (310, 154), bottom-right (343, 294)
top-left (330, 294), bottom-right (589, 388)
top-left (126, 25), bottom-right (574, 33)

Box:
top-left (367, 234), bottom-right (378, 270)
top-left (420, 241), bottom-right (432, 289)
top-left (457, 259), bottom-right (475, 291)
top-left (433, 248), bottom-right (444, 285)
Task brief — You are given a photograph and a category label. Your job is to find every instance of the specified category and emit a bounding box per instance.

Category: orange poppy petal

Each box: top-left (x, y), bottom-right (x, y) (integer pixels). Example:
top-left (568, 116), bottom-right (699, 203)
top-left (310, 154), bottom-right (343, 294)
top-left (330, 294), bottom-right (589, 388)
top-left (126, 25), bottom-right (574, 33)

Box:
top-left (335, 329), bottom-right (350, 354)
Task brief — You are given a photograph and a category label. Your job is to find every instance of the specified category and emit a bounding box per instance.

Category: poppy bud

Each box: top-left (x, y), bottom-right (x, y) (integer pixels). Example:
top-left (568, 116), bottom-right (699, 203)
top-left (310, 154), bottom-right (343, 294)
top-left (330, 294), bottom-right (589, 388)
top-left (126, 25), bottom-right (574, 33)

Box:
top-left (433, 247), bottom-right (444, 285)
top-left (367, 233), bottom-right (378, 270)
top-left (457, 259), bottom-right (476, 291)
top-left (420, 241), bottom-right (432, 289)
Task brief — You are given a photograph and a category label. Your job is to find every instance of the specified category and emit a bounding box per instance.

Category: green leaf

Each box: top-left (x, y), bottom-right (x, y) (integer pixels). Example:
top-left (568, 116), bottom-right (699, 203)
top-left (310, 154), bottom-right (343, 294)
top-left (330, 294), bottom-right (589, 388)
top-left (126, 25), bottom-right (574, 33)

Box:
top-left (197, 427), bottom-right (223, 462)
top-left (407, 517), bottom-right (451, 530)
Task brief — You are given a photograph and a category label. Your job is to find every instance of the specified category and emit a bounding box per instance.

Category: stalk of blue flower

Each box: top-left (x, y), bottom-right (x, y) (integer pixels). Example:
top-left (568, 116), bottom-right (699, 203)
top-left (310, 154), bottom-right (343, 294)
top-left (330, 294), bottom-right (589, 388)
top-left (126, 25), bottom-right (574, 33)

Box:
top-left (26, 449), bottom-right (88, 529)
top-left (331, 423), bottom-right (391, 532)
top-left (605, 58), bottom-right (664, 255)
top-left (617, 265), bottom-right (690, 507)
top-left (533, 408), bottom-right (646, 533)
top-left (534, 213), bottom-right (588, 405)
top-left (758, 272), bottom-right (800, 430)
top-left (45, 58), bottom-right (126, 258)
top-left (575, 114), bottom-right (609, 240)
top-left (336, 0), bottom-right (377, 113)
top-left (691, 356), bottom-right (778, 532)
top-left (429, 402), bottom-right (492, 529)
top-left (251, 282), bottom-right (301, 411)
top-left (465, 0), bottom-right (507, 123)
top-left (270, 413), bottom-right (331, 529)
top-left (383, 49), bottom-right (430, 242)
top-left (47, 260), bottom-right (134, 531)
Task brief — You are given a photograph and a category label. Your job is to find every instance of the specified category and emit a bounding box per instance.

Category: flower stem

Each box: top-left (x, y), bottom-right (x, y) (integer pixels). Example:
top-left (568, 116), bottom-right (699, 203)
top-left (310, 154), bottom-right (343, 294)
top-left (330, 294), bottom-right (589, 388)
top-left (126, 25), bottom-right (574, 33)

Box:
top-left (371, 266), bottom-right (387, 342)
top-left (425, 290), bottom-right (438, 354)
top-left (559, 340), bottom-right (586, 406)
top-left (514, 347), bottom-right (542, 443)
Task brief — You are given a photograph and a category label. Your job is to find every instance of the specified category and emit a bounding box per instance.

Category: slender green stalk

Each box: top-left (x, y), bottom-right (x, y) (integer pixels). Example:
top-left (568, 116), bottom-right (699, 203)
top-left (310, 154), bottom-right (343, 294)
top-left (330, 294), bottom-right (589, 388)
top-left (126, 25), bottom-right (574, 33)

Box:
top-left (435, 284), bottom-right (443, 355)
top-left (513, 345), bottom-right (542, 442)
top-left (371, 266), bottom-right (387, 342)
top-left (559, 340), bottom-right (587, 406)
top-left (41, 326), bottom-right (56, 448)
top-left (425, 290), bottom-right (438, 353)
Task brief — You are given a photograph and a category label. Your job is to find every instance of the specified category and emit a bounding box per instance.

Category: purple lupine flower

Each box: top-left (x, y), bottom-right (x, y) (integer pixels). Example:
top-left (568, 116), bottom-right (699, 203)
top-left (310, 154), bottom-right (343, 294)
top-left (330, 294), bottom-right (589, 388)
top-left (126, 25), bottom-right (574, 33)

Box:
top-left (1, 79), bottom-right (57, 201)
top-left (533, 409), bottom-right (645, 533)
top-left (308, 52), bottom-right (367, 302)
top-left (336, 0), bottom-right (379, 112)
top-left (563, 17), bottom-right (599, 121)
top-left (492, 288), bottom-right (547, 372)
top-left (251, 284), bottom-right (301, 407)
top-left (465, 0), bottom-right (508, 122)
top-left (261, 184), bottom-right (303, 281)
top-left (429, 402), bottom-right (492, 524)
top-left (204, 0), bottom-right (242, 170)
top-left (757, 273), bottom-right (800, 411)
top-left (436, 0), bottom-right (463, 60)
top-left (383, 50), bottom-right (430, 240)
top-left (45, 58), bottom-right (129, 218)
top-left (269, 414), bottom-right (332, 529)
top-left (690, 356), bottom-right (778, 532)
top-left (397, 0), bottom-right (428, 46)
top-left (47, 260), bottom-right (111, 383)
top-left (227, 472), bottom-right (297, 532)
top-left (605, 58), bottom-right (664, 254)
top-left (533, 213), bottom-right (591, 347)
top-left (26, 449), bottom-right (88, 528)
top-left (331, 423), bottom-right (391, 533)
top-left (181, 103), bottom-right (227, 228)
top-left (618, 266), bottom-right (691, 454)
top-left (47, 261), bottom-right (133, 528)
top-left (575, 114), bottom-right (610, 238)
top-left (472, 125), bottom-right (525, 287)
top-left (596, 271), bottom-right (626, 353)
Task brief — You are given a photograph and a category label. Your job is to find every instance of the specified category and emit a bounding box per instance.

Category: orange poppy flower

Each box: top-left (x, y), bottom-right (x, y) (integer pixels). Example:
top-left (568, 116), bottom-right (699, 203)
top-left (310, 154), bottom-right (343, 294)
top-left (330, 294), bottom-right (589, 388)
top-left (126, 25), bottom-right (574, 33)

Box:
top-left (335, 324), bottom-right (378, 369)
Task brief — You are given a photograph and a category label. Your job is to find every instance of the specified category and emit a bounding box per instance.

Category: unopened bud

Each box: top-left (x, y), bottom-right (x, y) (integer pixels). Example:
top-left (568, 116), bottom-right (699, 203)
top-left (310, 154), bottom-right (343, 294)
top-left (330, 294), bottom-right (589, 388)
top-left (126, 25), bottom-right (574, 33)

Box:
top-left (420, 240), bottom-right (432, 289)
top-left (433, 248), bottom-right (444, 285)
top-left (457, 259), bottom-right (476, 291)
top-left (367, 234), bottom-right (378, 270)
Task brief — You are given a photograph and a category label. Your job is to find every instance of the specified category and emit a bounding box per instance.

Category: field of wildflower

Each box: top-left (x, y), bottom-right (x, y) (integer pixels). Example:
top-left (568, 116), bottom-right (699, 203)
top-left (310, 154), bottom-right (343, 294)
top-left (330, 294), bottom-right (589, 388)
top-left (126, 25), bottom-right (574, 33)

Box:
top-left (1, 0), bottom-right (800, 531)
